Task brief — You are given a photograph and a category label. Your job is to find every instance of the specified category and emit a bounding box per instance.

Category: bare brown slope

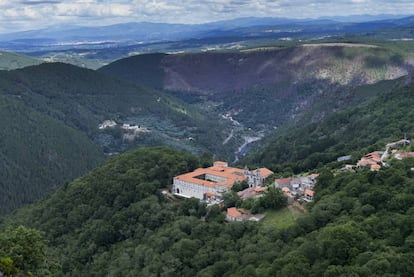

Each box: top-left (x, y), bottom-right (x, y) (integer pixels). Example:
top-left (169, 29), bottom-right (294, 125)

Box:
top-left (161, 44), bottom-right (410, 94)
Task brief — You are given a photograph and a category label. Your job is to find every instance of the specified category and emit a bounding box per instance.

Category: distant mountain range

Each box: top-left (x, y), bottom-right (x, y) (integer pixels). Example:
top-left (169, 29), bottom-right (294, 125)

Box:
top-left (0, 15), bottom-right (413, 52)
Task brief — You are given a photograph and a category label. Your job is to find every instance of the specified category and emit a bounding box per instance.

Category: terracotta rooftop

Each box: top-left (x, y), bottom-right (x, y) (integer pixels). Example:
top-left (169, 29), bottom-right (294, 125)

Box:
top-left (370, 164), bottom-right (381, 171)
top-left (174, 161), bottom-right (246, 188)
top-left (275, 178), bottom-right (292, 184)
top-left (205, 192), bottom-right (217, 198)
top-left (227, 207), bottom-right (242, 218)
top-left (363, 152), bottom-right (382, 163)
top-left (305, 189), bottom-right (314, 197)
top-left (397, 152), bottom-right (414, 159)
top-left (281, 186), bottom-right (290, 193)
top-left (174, 161), bottom-right (272, 190)
top-left (309, 173), bottom-right (319, 179)
top-left (258, 168), bottom-right (274, 178)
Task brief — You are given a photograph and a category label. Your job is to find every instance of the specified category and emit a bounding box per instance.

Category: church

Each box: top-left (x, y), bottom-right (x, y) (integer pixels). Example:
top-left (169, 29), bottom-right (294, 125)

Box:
top-left (172, 161), bottom-right (273, 201)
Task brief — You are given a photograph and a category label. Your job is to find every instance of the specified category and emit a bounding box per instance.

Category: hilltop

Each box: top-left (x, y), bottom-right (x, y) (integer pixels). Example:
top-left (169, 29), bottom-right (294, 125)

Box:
top-left (3, 145), bottom-right (414, 276)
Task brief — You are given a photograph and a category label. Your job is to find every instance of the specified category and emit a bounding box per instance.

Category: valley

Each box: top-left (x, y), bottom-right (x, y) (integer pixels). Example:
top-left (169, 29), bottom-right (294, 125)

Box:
top-left (0, 40), bottom-right (412, 214)
top-left (100, 42), bottom-right (414, 162)
top-left (2, 12), bottom-right (414, 277)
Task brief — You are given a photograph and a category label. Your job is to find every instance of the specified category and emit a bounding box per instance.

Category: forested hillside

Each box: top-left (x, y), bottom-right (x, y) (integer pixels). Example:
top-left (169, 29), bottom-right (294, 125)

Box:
top-left (99, 53), bottom-right (166, 89)
top-left (244, 77), bottom-right (414, 174)
top-left (0, 51), bottom-right (41, 70)
top-left (3, 147), bottom-right (414, 276)
top-left (0, 94), bottom-right (103, 215)
top-left (100, 44), bottom-right (411, 133)
top-left (0, 62), bottom-right (235, 214)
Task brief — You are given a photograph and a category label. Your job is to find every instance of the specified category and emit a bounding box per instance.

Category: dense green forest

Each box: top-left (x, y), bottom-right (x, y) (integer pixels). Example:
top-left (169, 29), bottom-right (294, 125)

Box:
top-left (0, 94), bottom-right (103, 215)
top-left (0, 63), bottom-right (231, 156)
top-left (1, 44), bottom-right (414, 275)
top-left (0, 62), bottom-right (236, 214)
top-left (2, 146), bottom-right (414, 276)
top-left (0, 225), bottom-right (55, 276)
top-left (98, 53), bottom-right (167, 89)
top-left (244, 77), bottom-right (414, 174)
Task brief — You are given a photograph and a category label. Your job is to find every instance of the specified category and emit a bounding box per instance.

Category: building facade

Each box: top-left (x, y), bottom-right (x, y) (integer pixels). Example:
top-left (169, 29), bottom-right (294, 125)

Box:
top-left (172, 161), bottom-right (273, 201)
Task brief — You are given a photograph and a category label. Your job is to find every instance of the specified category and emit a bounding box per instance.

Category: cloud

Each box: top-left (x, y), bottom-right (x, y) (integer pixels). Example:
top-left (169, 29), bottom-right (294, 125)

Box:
top-left (19, 0), bottom-right (62, 4)
top-left (0, 0), bottom-right (414, 33)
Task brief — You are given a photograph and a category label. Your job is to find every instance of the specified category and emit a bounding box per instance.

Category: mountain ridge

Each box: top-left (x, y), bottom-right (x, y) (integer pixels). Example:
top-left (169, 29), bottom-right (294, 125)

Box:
top-left (0, 62), bottom-right (236, 214)
top-left (100, 43), bottom-right (412, 138)
top-left (2, 15), bottom-right (414, 53)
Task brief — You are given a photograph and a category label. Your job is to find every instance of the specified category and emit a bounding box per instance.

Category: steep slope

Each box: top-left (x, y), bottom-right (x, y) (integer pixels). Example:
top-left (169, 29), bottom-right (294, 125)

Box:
top-left (0, 63), bottom-right (234, 214)
top-left (0, 51), bottom-right (42, 70)
top-left (100, 44), bottom-right (410, 94)
top-left (0, 62), bottom-right (232, 155)
top-left (243, 77), bottom-right (414, 173)
top-left (4, 147), bottom-right (414, 276)
top-left (0, 95), bottom-right (103, 215)
top-left (99, 53), bottom-right (166, 89)
top-left (100, 43), bottom-right (412, 153)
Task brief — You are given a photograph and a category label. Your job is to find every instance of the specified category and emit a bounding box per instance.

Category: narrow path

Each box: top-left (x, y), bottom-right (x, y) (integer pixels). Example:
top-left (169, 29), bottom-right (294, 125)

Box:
top-left (222, 129), bottom-right (234, 145)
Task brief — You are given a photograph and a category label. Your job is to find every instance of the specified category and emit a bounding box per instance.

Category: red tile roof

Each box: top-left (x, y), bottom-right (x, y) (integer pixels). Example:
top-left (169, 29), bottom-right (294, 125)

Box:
top-left (309, 173), bottom-right (319, 179)
top-left (398, 152), bottom-right (414, 159)
top-left (205, 192), bottom-right (217, 198)
top-left (174, 165), bottom-right (246, 188)
top-left (174, 162), bottom-right (272, 191)
top-left (259, 168), bottom-right (274, 178)
top-left (227, 207), bottom-right (242, 218)
top-left (370, 164), bottom-right (381, 171)
top-left (305, 189), bottom-right (314, 197)
top-left (281, 186), bottom-right (290, 193)
top-left (275, 178), bottom-right (292, 184)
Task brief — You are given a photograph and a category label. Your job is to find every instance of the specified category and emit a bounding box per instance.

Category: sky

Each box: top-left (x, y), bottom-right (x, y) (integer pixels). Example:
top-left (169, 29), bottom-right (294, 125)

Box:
top-left (0, 0), bottom-right (413, 33)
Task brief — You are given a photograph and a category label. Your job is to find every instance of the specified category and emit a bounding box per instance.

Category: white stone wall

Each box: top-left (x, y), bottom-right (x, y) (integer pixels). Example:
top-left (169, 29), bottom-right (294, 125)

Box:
top-left (172, 178), bottom-right (216, 200)
top-left (205, 173), bottom-right (227, 183)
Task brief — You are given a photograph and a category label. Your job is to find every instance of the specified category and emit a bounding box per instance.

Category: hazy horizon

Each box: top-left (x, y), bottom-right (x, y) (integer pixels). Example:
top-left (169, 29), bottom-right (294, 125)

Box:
top-left (1, 0), bottom-right (414, 34)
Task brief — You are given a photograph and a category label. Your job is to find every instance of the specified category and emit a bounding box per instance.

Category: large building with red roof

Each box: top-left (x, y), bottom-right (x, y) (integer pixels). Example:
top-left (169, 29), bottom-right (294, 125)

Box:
top-left (172, 161), bottom-right (273, 201)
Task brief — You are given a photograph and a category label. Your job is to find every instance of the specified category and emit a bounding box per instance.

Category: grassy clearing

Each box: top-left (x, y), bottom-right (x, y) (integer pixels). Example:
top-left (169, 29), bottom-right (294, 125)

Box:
top-left (262, 207), bottom-right (296, 229)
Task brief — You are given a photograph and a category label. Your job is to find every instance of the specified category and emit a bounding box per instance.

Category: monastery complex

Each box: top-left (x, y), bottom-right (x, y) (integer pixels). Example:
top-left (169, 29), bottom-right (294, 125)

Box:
top-left (172, 161), bottom-right (273, 202)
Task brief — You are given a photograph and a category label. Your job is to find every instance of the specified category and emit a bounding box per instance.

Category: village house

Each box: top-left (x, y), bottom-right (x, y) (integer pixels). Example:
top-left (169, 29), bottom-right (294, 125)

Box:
top-left (226, 207), bottom-right (242, 221)
top-left (304, 189), bottom-right (314, 202)
top-left (281, 187), bottom-right (295, 204)
top-left (356, 151), bottom-right (383, 171)
top-left (275, 174), bottom-right (318, 202)
top-left (340, 138), bottom-right (413, 173)
top-left (225, 207), bottom-right (266, 222)
top-left (274, 178), bottom-right (292, 188)
top-left (237, 186), bottom-right (267, 200)
top-left (386, 139), bottom-right (410, 149)
top-left (172, 161), bottom-right (273, 202)
top-left (395, 152), bottom-right (414, 160)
